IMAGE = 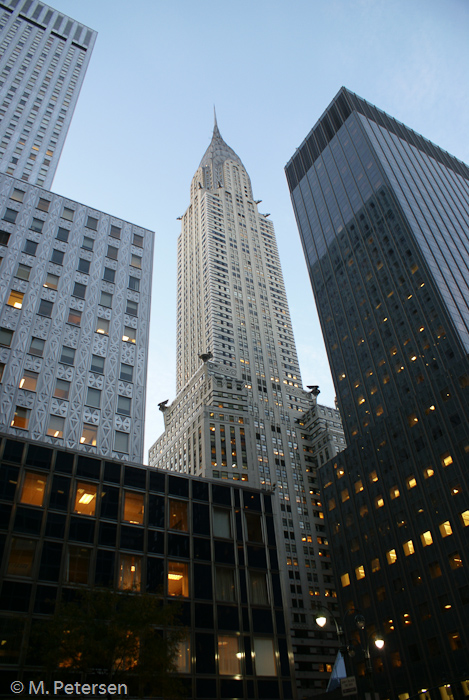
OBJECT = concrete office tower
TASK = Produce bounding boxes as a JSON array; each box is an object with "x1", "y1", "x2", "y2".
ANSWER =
[
  {"x1": 0, "y1": 174, "x2": 154, "y2": 462},
  {"x1": 286, "y1": 88, "x2": 469, "y2": 699},
  {"x1": 149, "y1": 118, "x2": 346, "y2": 696},
  {"x1": 0, "y1": 0, "x2": 96, "y2": 188}
]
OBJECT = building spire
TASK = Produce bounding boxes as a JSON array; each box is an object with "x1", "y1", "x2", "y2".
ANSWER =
[{"x1": 198, "y1": 110, "x2": 245, "y2": 176}]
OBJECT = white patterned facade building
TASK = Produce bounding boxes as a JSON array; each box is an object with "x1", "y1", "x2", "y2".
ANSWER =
[
  {"x1": 0, "y1": 175, "x2": 154, "y2": 461},
  {"x1": 0, "y1": 0, "x2": 96, "y2": 188},
  {"x1": 148, "y1": 120, "x2": 346, "y2": 695}
]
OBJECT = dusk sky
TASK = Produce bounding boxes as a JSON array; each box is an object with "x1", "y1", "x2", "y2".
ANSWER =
[{"x1": 47, "y1": 0, "x2": 469, "y2": 460}]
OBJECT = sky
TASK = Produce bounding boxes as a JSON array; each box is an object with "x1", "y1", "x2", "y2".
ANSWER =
[{"x1": 47, "y1": 0, "x2": 469, "y2": 461}]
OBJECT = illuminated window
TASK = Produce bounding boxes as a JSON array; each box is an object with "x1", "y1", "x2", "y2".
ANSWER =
[
  {"x1": 441, "y1": 452, "x2": 453, "y2": 467},
  {"x1": 119, "y1": 554, "x2": 141, "y2": 591},
  {"x1": 369, "y1": 470, "x2": 378, "y2": 483},
  {"x1": 175, "y1": 636, "x2": 191, "y2": 673},
  {"x1": 216, "y1": 567, "x2": 236, "y2": 602},
  {"x1": 423, "y1": 467, "x2": 434, "y2": 479},
  {"x1": 74, "y1": 483, "x2": 97, "y2": 515},
  {"x1": 403, "y1": 540, "x2": 415, "y2": 556},
  {"x1": 448, "y1": 552, "x2": 463, "y2": 570},
  {"x1": 383, "y1": 619, "x2": 394, "y2": 633},
  {"x1": 358, "y1": 395, "x2": 366, "y2": 405},
  {"x1": 371, "y1": 558, "x2": 380, "y2": 573},
  {"x1": 460, "y1": 510, "x2": 469, "y2": 527},
  {"x1": 168, "y1": 561, "x2": 189, "y2": 597},
  {"x1": 448, "y1": 631, "x2": 463, "y2": 651},
  {"x1": 354, "y1": 480, "x2": 364, "y2": 493},
  {"x1": 253, "y1": 638, "x2": 277, "y2": 676},
  {"x1": 250, "y1": 570, "x2": 268, "y2": 605},
  {"x1": 341, "y1": 573, "x2": 350, "y2": 587},
  {"x1": 401, "y1": 612, "x2": 412, "y2": 626},
  {"x1": 7, "y1": 290, "x2": 24, "y2": 309},
  {"x1": 439, "y1": 521, "x2": 452, "y2": 538},
  {"x1": 218, "y1": 636, "x2": 240, "y2": 675},
  {"x1": 19, "y1": 370, "x2": 38, "y2": 391},
  {"x1": 408, "y1": 413, "x2": 419, "y2": 427},
  {"x1": 122, "y1": 326, "x2": 136, "y2": 343},
  {"x1": 375, "y1": 496, "x2": 384, "y2": 509},
  {"x1": 355, "y1": 565, "x2": 365, "y2": 580},
  {"x1": 20, "y1": 472, "x2": 46, "y2": 506},
  {"x1": 359, "y1": 505, "x2": 368, "y2": 518},
  {"x1": 124, "y1": 492, "x2": 144, "y2": 524},
  {"x1": 386, "y1": 549, "x2": 397, "y2": 565},
  {"x1": 376, "y1": 405, "x2": 384, "y2": 416},
  {"x1": 44, "y1": 273, "x2": 59, "y2": 290},
  {"x1": 421, "y1": 531, "x2": 433, "y2": 547},
  {"x1": 80, "y1": 424, "x2": 97, "y2": 446},
  {"x1": 11, "y1": 407, "x2": 30, "y2": 429},
  {"x1": 47, "y1": 415, "x2": 64, "y2": 438},
  {"x1": 96, "y1": 317, "x2": 109, "y2": 335},
  {"x1": 328, "y1": 498, "x2": 336, "y2": 511},
  {"x1": 390, "y1": 486, "x2": 400, "y2": 499},
  {"x1": 169, "y1": 499, "x2": 188, "y2": 531},
  {"x1": 341, "y1": 488, "x2": 350, "y2": 502},
  {"x1": 406, "y1": 476, "x2": 417, "y2": 490}
]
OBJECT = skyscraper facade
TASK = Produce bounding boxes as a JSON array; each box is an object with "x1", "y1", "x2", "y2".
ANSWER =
[
  {"x1": 149, "y1": 119, "x2": 346, "y2": 695},
  {"x1": 286, "y1": 88, "x2": 469, "y2": 699},
  {"x1": 0, "y1": 0, "x2": 96, "y2": 189}
]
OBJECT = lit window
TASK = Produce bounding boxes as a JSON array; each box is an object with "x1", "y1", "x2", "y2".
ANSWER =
[
  {"x1": 250, "y1": 571, "x2": 268, "y2": 605},
  {"x1": 341, "y1": 488, "x2": 350, "y2": 502},
  {"x1": 122, "y1": 326, "x2": 136, "y2": 343},
  {"x1": 459, "y1": 510, "x2": 469, "y2": 527},
  {"x1": 341, "y1": 573, "x2": 350, "y2": 587},
  {"x1": 386, "y1": 549, "x2": 397, "y2": 565},
  {"x1": 375, "y1": 496, "x2": 385, "y2": 509},
  {"x1": 96, "y1": 318, "x2": 109, "y2": 335},
  {"x1": 19, "y1": 370, "x2": 38, "y2": 391},
  {"x1": 439, "y1": 521, "x2": 452, "y2": 538},
  {"x1": 7, "y1": 290, "x2": 24, "y2": 309},
  {"x1": 371, "y1": 558, "x2": 380, "y2": 572},
  {"x1": 80, "y1": 424, "x2": 97, "y2": 446},
  {"x1": 328, "y1": 498, "x2": 336, "y2": 511},
  {"x1": 401, "y1": 612, "x2": 412, "y2": 626},
  {"x1": 169, "y1": 500, "x2": 188, "y2": 531},
  {"x1": 354, "y1": 480, "x2": 363, "y2": 493},
  {"x1": 20, "y1": 472, "x2": 46, "y2": 506},
  {"x1": 369, "y1": 470, "x2": 378, "y2": 483},
  {"x1": 119, "y1": 554, "x2": 141, "y2": 591},
  {"x1": 175, "y1": 637, "x2": 191, "y2": 673},
  {"x1": 218, "y1": 636, "x2": 240, "y2": 675},
  {"x1": 124, "y1": 492, "x2": 144, "y2": 524},
  {"x1": 74, "y1": 483, "x2": 97, "y2": 515},
  {"x1": 403, "y1": 540, "x2": 415, "y2": 556},
  {"x1": 11, "y1": 406, "x2": 30, "y2": 429},
  {"x1": 359, "y1": 505, "x2": 368, "y2": 517},
  {"x1": 216, "y1": 567, "x2": 236, "y2": 602},
  {"x1": 253, "y1": 637, "x2": 277, "y2": 676},
  {"x1": 423, "y1": 467, "x2": 434, "y2": 479},
  {"x1": 440, "y1": 452, "x2": 453, "y2": 467},
  {"x1": 47, "y1": 415, "x2": 64, "y2": 438},
  {"x1": 168, "y1": 561, "x2": 189, "y2": 597},
  {"x1": 355, "y1": 565, "x2": 365, "y2": 580},
  {"x1": 390, "y1": 486, "x2": 400, "y2": 499},
  {"x1": 376, "y1": 405, "x2": 384, "y2": 416},
  {"x1": 448, "y1": 552, "x2": 463, "y2": 570},
  {"x1": 408, "y1": 413, "x2": 419, "y2": 427},
  {"x1": 448, "y1": 631, "x2": 463, "y2": 651},
  {"x1": 420, "y1": 531, "x2": 433, "y2": 547},
  {"x1": 406, "y1": 476, "x2": 417, "y2": 490}
]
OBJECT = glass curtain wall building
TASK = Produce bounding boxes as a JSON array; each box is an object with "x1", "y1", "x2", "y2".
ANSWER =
[{"x1": 286, "y1": 88, "x2": 469, "y2": 699}]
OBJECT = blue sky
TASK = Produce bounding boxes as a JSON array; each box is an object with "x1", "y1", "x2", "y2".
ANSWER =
[{"x1": 48, "y1": 0, "x2": 469, "y2": 460}]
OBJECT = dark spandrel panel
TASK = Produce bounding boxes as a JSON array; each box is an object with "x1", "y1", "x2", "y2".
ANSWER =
[
  {"x1": 239, "y1": 568, "x2": 247, "y2": 604},
  {"x1": 76, "y1": 456, "x2": 101, "y2": 480},
  {"x1": 269, "y1": 548, "x2": 279, "y2": 570},
  {"x1": 272, "y1": 576, "x2": 283, "y2": 607},
  {"x1": 98, "y1": 522, "x2": 117, "y2": 547},
  {"x1": 214, "y1": 540, "x2": 235, "y2": 564},
  {"x1": 68, "y1": 517, "x2": 94, "y2": 543},
  {"x1": 265, "y1": 516, "x2": 276, "y2": 546},
  {"x1": 193, "y1": 563, "x2": 213, "y2": 600},
  {"x1": 237, "y1": 543, "x2": 244, "y2": 566},
  {"x1": 145, "y1": 557, "x2": 164, "y2": 593},
  {"x1": 263, "y1": 494, "x2": 272, "y2": 514},
  {"x1": 49, "y1": 475, "x2": 70, "y2": 511},
  {"x1": 124, "y1": 466, "x2": 146, "y2": 490},
  {"x1": 14, "y1": 506, "x2": 43, "y2": 534},
  {"x1": 193, "y1": 537, "x2": 211, "y2": 561},
  {"x1": 242, "y1": 606, "x2": 250, "y2": 632},
  {"x1": 100, "y1": 485, "x2": 119, "y2": 520},
  {"x1": 233, "y1": 488, "x2": 240, "y2": 507},
  {"x1": 247, "y1": 546, "x2": 266, "y2": 569},
  {"x1": 167, "y1": 533, "x2": 189, "y2": 558},
  {"x1": 278, "y1": 638, "x2": 290, "y2": 676},
  {"x1": 194, "y1": 602, "x2": 213, "y2": 629},
  {"x1": 120, "y1": 526, "x2": 144, "y2": 551},
  {"x1": 0, "y1": 581, "x2": 31, "y2": 611},
  {"x1": 235, "y1": 510, "x2": 243, "y2": 540},
  {"x1": 258, "y1": 681, "x2": 280, "y2": 699},
  {"x1": 283, "y1": 680, "x2": 294, "y2": 698},
  {"x1": 25, "y1": 444, "x2": 52, "y2": 470},
  {"x1": 2, "y1": 439, "x2": 24, "y2": 464},
  {"x1": 175, "y1": 601, "x2": 191, "y2": 626},
  {"x1": 217, "y1": 604, "x2": 239, "y2": 631},
  {"x1": 196, "y1": 678, "x2": 216, "y2": 699},
  {"x1": 195, "y1": 634, "x2": 215, "y2": 674},
  {"x1": 192, "y1": 502, "x2": 210, "y2": 535},
  {"x1": 148, "y1": 494, "x2": 165, "y2": 528},
  {"x1": 0, "y1": 466, "x2": 19, "y2": 499},
  {"x1": 34, "y1": 585, "x2": 57, "y2": 614},
  {"x1": 168, "y1": 474, "x2": 189, "y2": 497},
  {"x1": 147, "y1": 529, "x2": 164, "y2": 554},
  {"x1": 95, "y1": 550, "x2": 114, "y2": 587},
  {"x1": 39, "y1": 541, "x2": 62, "y2": 581},
  {"x1": 192, "y1": 479, "x2": 208, "y2": 501},
  {"x1": 149, "y1": 470, "x2": 165, "y2": 493},
  {"x1": 55, "y1": 451, "x2": 74, "y2": 474},
  {"x1": 243, "y1": 491, "x2": 261, "y2": 511},
  {"x1": 104, "y1": 461, "x2": 121, "y2": 484},
  {"x1": 211, "y1": 483, "x2": 231, "y2": 505},
  {"x1": 252, "y1": 608, "x2": 273, "y2": 633},
  {"x1": 0, "y1": 504, "x2": 11, "y2": 530},
  {"x1": 220, "y1": 680, "x2": 243, "y2": 698}
]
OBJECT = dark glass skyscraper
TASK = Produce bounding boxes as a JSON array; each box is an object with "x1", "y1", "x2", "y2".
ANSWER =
[{"x1": 286, "y1": 88, "x2": 469, "y2": 699}]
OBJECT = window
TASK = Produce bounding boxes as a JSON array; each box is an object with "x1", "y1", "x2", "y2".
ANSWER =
[
  {"x1": 124, "y1": 492, "x2": 144, "y2": 524},
  {"x1": 245, "y1": 512, "x2": 263, "y2": 542},
  {"x1": 216, "y1": 567, "x2": 236, "y2": 602},
  {"x1": 250, "y1": 570, "x2": 268, "y2": 604},
  {"x1": 11, "y1": 189, "x2": 25, "y2": 203},
  {"x1": 448, "y1": 552, "x2": 463, "y2": 570},
  {"x1": 341, "y1": 488, "x2": 350, "y2": 502},
  {"x1": 390, "y1": 486, "x2": 400, "y2": 499},
  {"x1": 21, "y1": 472, "x2": 46, "y2": 506},
  {"x1": 119, "y1": 554, "x2": 141, "y2": 591},
  {"x1": 103, "y1": 267, "x2": 115, "y2": 283},
  {"x1": 67, "y1": 546, "x2": 90, "y2": 584},
  {"x1": 407, "y1": 476, "x2": 417, "y2": 489},
  {"x1": 29, "y1": 337, "x2": 44, "y2": 356},
  {"x1": 86, "y1": 387, "x2": 101, "y2": 408},
  {"x1": 62, "y1": 207, "x2": 74, "y2": 221},
  {"x1": 100, "y1": 291, "x2": 113, "y2": 308},
  {"x1": 441, "y1": 452, "x2": 453, "y2": 467},
  {"x1": 341, "y1": 573, "x2": 350, "y2": 587},
  {"x1": 60, "y1": 346, "x2": 75, "y2": 365},
  {"x1": 218, "y1": 636, "x2": 240, "y2": 675},
  {"x1": 386, "y1": 549, "x2": 397, "y2": 565},
  {"x1": 77, "y1": 258, "x2": 90, "y2": 274},
  {"x1": 110, "y1": 224, "x2": 121, "y2": 239},
  {"x1": 50, "y1": 248, "x2": 64, "y2": 265},
  {"x1": 122, "y1": 326, "x2": 136, "y2": 343},
  {"x1": 80, "y1": 424, "x2": 97, "y2": 446},
  {"x1": 117, "y1": 396, "x2": 131, "y2": 416},
  {"x1": 3, "y1": 208, "x2": 18, "y2": 223},
  {"x1": 107, "y1": 245, "x2": 118, "y2": 260},
  {"x1": 130, "y1": 254, "x2": 141, "y2": 269},
  {"x1": 460, "y1": 510, "x2": 469, "y2": 527},
  {"x1": 30, "y1": 218, "x2": 43, "y2": 233},
  {"x1": 355, "y1": 565, "x2": 365, "y2": 580},
  {"x1": 253, "y1": 638, "x2": 276, "y2": 676},
  {"x1": 369, "y1": 470, "x2": 378, "y2": 483},
  {"x1": 375, "y1": 496, "x2": 385, "y2": 509},
  {"x1": 168, "y1": 561, "x2": 188, "y2": 597},
  {"x1": 38, "y1": 299, "x2": 53, "y2": 317},
  {"x1": 439, "y1": 521, "x2": 453, "y2": 538},
  {"x1": 8, "y1": 537, "x2": 36, "y2": 576},
  {"x1": 47, "y1": 415, "x2": 65, "y2": 438},
  {"x1": 213, "y1": 508, "x2": 231, "y2": 538},
  {"x1": 7, "y1": 290, "x2": 24, "y2": 309},
  {"x1": 448, "y1": 631, "x2": 463, "y2": 651},
  {"x1": 86, "y1": 216, "x2": 98, "y2": 230},
  {"x1": 0, "y1": 230, "x2": 10, "y2": 246},
  {"x1": 67, "y1": 308, "x2": 81, "y2": 326},
  {"x1": 19, "y1": 370, "x2": 38, "y2": 391},
  {"x1": 91, "y1": 355, "x2": 105, "y2": 374},
  {"x1": 129, "y1": 276, "x2": 140, "y2": 291},
  {"x1": 82, "y1": 236, "x2": 94, "y2": 251},
  {"x1": 114, "y1": 431, "x2": 129, "y2": 453},
  {"x1": 24, "y1": 239, "x2": 38, "y2": 255},
  {"x1": 41, "y1": 271, "x2": 59, "y2": 292},
  {"x1": 133, "y1": 233, "x2": 143, "y2": 247},
  {"x1": 420, "y1": 531, "x2": 433, "y2": 547},
  {"x1": 1, "y1": 328, "x2": 14, "y2": 347},
  {"x1": 169, "y1": 500, "x2": 188, "y2": 531},
  {"x1": 73, "y1": 282, "x2": 86, "y2": 299},
  {"x1": 11, "y1": 406, "x2": 30, "y2": 429},
  {"x1": 16, "y1": 263, "x2": 31, "y2": 280},
  {"x1": 74, "y1": 483, "x2": 97, "y2": 515},
  {"x1": 96, "y1": 318, "x2": 109, "y2": 335},
  {"x1": 56, "y1": 226, "x2": 69, "y2": 242},
  {"x1": 126, "y1": 299, "x2": 138, "y2": 316},
  {"x1": 120, "y1": 363, "x2": 133, "y2": 382},
  {"x1": 175, "y1": 637, "x2": 190, "y2": 673},
  {"x1": 54, "y1": 379, "x2": 70, "y2": 400},
  {"x1": 371, "y1": 558, "x2": 380, "y2": 572},
  {"x1": 429, "y1": 561, "x2": 442, "y2": 579},
  {"x1": 403, "y1": 540, "x2": 415, "y2": 556},
  {"x1": 0, "y1": 362, "x2": 4, "y2": 382}
]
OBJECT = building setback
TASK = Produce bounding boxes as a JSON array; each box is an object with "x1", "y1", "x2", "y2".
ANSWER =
[
  {"x1": 286, "y1": 87, "x2": 469, "y2": 699},
  {"x1": 149, "y1": 118, "x2": 347, "y2": 696},
  {"x1": 0, "y1": 0, "x2": 96, "y2": 189}
]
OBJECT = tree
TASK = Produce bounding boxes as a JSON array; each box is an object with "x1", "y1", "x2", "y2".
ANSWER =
[{"x1": 36, "y1": 588, "x2": 185, "y2": 699}]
